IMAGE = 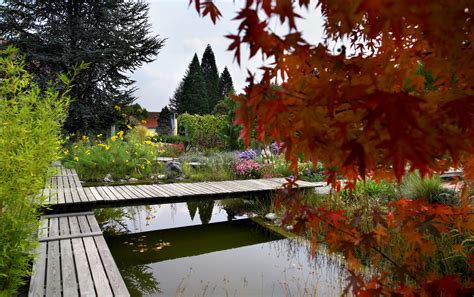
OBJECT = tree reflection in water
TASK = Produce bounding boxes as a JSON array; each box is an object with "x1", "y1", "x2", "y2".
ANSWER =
[
  {"x1": 186, "y1": 199, "x2": 215, "y2": 224},
  {"x1": 119, "y1": 263, "x2": 161, "y2": 297}
]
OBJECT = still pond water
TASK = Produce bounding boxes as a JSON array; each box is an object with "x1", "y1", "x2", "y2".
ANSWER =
[{"x1": 96, "y1": 200, "x2": 346, "y2": 296}]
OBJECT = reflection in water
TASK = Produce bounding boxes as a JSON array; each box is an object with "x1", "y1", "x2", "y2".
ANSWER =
[
  {"x1": 187, "y1": 200, "x2": 215, "y2": 224},
  {"x1": 120, "y1": 263, "x2": 161, "y2": 297}
]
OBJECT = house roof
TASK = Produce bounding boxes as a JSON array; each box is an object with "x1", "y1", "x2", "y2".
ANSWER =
[{"x1": 144, "y1": 112, "x2": 160, "y2": 129}]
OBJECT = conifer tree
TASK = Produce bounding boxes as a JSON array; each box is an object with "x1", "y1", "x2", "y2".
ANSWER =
[
  {"x1": 0, "y1": 0, "x2": 164, "y2": 134},
  {"x1": 156, "y1": 106, "x2": 172, "y2": 135},
  {"x1": 201, "y1": 44, "x2": 220, "y2": 112},
  {"x1": 219, "y1": 67, "x2": 234, "y2": 99},
  {"x1": 180, "y1": 54, "x2": 208, "y2": 114}
]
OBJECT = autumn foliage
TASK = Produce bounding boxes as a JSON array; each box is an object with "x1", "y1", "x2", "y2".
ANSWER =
[{"x1": 191, "y1": 0, "x2": 474, "y2": 295}]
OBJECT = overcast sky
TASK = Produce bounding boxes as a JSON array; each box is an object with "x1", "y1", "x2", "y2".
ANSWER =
[{"x1": 131, "y1": 0, "x2": 325, "y2": 112}]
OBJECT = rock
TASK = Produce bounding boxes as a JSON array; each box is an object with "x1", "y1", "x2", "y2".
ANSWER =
[
  {"x1": 128, "y1": 177, "x2": 138, "y2": 182},
  {"x1": 265, "y1": 213, "x2": 278, "y2": 221},
  {"x1": 119, "y1": 179, "x2": 127, "y2": 183},
  {"x1": 104, "y1": 173, "x2": 113, "y2": 183},
  {"x1": 274, "y1": 219, "x2": 282, "y2": 226},
  {"x1": 285, "y1": 225, "x2": 294, "y2": 231},
  {"x1": 157, "y1": 174, "x2": 166, "y2": 180},
  {"x1": 165, "y1": 161, "x2": 182, "y2": 179}
]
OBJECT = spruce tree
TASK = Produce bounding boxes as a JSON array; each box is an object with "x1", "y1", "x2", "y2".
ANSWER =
[
  {"x1": 219, "y1": 67, "x2": 235, "y2": 99},
  {"x1": 201, "y1": 44, "x2": 220, "y2": 112},
  {"x1": 169, "y1": 80, "x2": 184, "y2": 113},
  {"x1": 0, "y1": 0, "x2": 164, "y2": 134},
  {"x1": 180, "y1": 54, "x2": 208, "y2": 114},
  {"x1": 156, "y1": 106, "x2": 172, "y2": 135}
]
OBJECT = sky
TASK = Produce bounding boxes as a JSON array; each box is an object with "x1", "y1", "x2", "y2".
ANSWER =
[{"x1": 131, "y1": 0, "x2": 325, "y2": 112}]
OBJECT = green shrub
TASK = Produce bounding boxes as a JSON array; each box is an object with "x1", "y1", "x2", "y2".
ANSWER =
[
  {"x1": 63, "y1": 129, "x2": 163, "y2": 182},
  {"x1": 0, "y1": 47, "x2": 73, "y2": 294},
  {"x1": 178, "y1": 113, "x2": 226, "y2": 150},
  {"x1": 401, "y1": 172, "x2": 458, "y2": 204}
]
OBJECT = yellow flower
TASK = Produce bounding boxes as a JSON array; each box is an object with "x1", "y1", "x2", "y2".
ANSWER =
[
  {"x1": 146, "y1": 160, "x2": 151, "y2": 165},
  {"x1": 63, "y1": 149, "x2": 69, "y2": 156},
  {"x1": 127, "y1": 125, "x2": 133, "y2": 130},
  {"x1": 74, "y1": 156, "x2": 79, "y2": 162},
  {"x1": 105, "y1": 145, "x2": 111, "y2": 150},
  {"x1": 114, "y1": 105, "x2": 121, "y2": 111},
  {"x1": 82, "y1": 135, "x2": 89, "y2": 142},
  {"x1": 97, "y1": 134, "x2": 103, "y2": 138},
  {"x1": 144, "y1": 140, "x2": 152, "y2": 145},
  {"x1": 85, "y1": 150, "x2": 91, "y2": 155},
  {"x1": 111, "y1": 135, "x2": 118, "y2": 142},
  {"x1": 117, "y1": 131, "x2": 124, "y2": 139}
]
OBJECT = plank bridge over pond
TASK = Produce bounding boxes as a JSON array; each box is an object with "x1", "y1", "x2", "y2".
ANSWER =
[
  {"x1": 30, "y1": 165, "x2": 322, "y2": 296},
  {"x1": 42, "y1": 165, "x2": 324, "y2": 213}
]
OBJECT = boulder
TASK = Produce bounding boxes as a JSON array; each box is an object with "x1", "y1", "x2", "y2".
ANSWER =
[
  {"x1": 104, "y1": 173, "x2": 113, "y2": 183},
  {"x1": 165, "y1": 161, "x2": 182, "y2": 179}
]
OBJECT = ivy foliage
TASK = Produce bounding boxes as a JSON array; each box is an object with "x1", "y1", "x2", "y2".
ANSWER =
[{"x1": 0, "y1": 46, "x2": 76, "y2": 295}]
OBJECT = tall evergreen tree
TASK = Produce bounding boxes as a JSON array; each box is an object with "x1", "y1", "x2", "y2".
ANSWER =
[
  {"x1": 219, "y1": 67, "x2": 235, "y2": 99},
  {"x1": 156, "y1": 106, "x2": 172, "y2": 135},
  {"x1": 201, "y1": 44, "x2": 220, "y2": 112},
  {"x1": 180, "y1": 54, "x2": 208, "y2": 114},
  {"x1": 0, "y1": 0, "x2": 164, "y2": 134},
  {"x1": 169, "y1": 80, "x2": 184, "y2": 113}
]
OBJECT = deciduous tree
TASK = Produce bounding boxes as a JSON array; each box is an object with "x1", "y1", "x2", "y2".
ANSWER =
[{"x1": 191, "y1": 0, "x2": 474, "y2": 295}]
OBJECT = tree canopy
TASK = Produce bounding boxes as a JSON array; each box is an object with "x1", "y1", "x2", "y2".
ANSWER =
[
  {"x1": 201, "y1": 45, "x2": 220, "y2": 111},
  {"x1": 191, "y1": 0, "x2": 474, "y2": 295},
  {"x1": 219, "y1": 66, "x2": 235, "y2": 99},
  {"x1": 0, "y1": 0, "x2": 164, "y2": 134}
]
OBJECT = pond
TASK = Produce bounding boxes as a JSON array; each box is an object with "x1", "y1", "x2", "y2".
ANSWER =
[{"x1": 97, "y1": 200, "x2": 346, "y2": 296}]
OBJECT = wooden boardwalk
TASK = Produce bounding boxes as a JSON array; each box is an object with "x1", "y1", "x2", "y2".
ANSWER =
[
  {"x1": 42, "y1": 167, "x2": 323, "y2": 212},
  {"x1": 29, "y1": 212, "x2": 129, "y2": 297}
]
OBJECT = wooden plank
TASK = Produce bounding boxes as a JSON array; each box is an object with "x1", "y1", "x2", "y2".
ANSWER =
[
  {"x1": 69, "y1": 216, "x2": 95, "y2": 296},
  {"x1": 45, "y1": 218, "x2": 61, "y2": 296},
  {"x1": 40, "y1": 232, "x2": 103, "y2": 242},
  {"x1": 116, "y1": 186, "x2": 139, "y2": 199},
  {"x1": 200, "y1": 182, "x2": 229, "y2": 193},
  {"x1": 126, "y1": 185, "x2": 151, "y2": 198},
  {"x1": 61, "y1": 174, "x2": 74, "y2": 204},
  {"x1": 101, "y1": 186, "x2": 122, "y2": 200},
  {"x1": 159, "y1": 184, "x2": 185, "y2": 197},
  {"x1": 42, "y1": 211, "x2": 94, "y2": 219},
  {"x1": 179, "y1": 183, "x2": 211, "y2": 195},
  {"x1": 28, "y1": 218, "x2": 49, "y2": 297},
  {"x1": 148, "y1": 185, "x2": 171, "y2": 197},
  {"x1": 165, "y1": 183, "x2": 193, "y2": 196},
  {"x1": 86, "y1": 215, "x2": 101, "y2": 233},
  {"x1": 77, "y1": 218, "x2": 113, "y2": 296},
  {"x1": 96, "y1": 186, "x2": 112, "y2": 201},
  {"x1": 83, "y1": 187, "x2": 97, "y2": 202},
  {"x1": 94, "y1": 236, "x2": 130, "y2": 296},
  {"x1": 105, "y1": 186, "x2": 127, "y2": 200},
  {"x1": 59, "y1": 217, "x2": 78, "y2": 297},
  {"x1": 89, "y1": 187, "x2": 105, "y2": 201},
  {"x1": 141, "y1": 185, "x2": 167, "y2": 197},
  {"x1": 134, "y1": 185, "x2": 157, "y2": 197}
]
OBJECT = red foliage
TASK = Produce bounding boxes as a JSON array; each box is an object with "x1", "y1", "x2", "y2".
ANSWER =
[{"x1": 190, "y1": 0, "x2": 474, "y2": 294}]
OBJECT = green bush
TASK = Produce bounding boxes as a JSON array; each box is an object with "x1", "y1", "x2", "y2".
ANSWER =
[
  {"x1": 401, "y1": 172, "x2": 458, "y2": 204},
  {"x1": 0, "y1": 47, "x2": 72, "y2": 294},
  {"x1": 178, "y1": 113, "x2": 226, "y2": 150},
  {"x1": 63, "y1": 129, "x2": 163, "y2": 182}
]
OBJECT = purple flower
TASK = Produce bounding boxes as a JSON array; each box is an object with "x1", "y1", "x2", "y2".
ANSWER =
[
  {"x1": 237, "y1": 149, "x2": 257, "y2": 160},
  {"x1": 270, "y1": 142, "x2": 283, "y2": 155}
]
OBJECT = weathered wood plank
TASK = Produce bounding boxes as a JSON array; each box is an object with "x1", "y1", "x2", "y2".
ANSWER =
[
  {"x1": 83, "y1": 236, "x2": 114, "y2": 296},
  {"x1": 96, "y1": 186, "x2": 112, "y2": 201},
  {"x1": 94, "y1": 236, "x2": 130, "y2": 297},
  {"x1": 148, "y1": 185, "x2": 172, "y2": 197},
  {"x1": 134, "y1": 185, "x2": 156, "y2": 197},
  {"x1": 101, "y1": 186, "x2": 121, "y2": 200},
  {"x1": 89, "y1": 187, "x2": 105, "y2": 201},
  {"x1": 59, "y1": 217, "x2": 78, "y2": 297},
  {"x1": 116, "y1": 186, "x2": 139, "y2": 199},
  {"x1": 105, "y1": 186, "x2": 127, "y2": 200},
  {"x1": 28, "y1": 218, "x2": 49, "y2": 297},
  {"x1": 45, "y1": 218, "x2": 61, "y2": 296},
  {"x1": 126, "y1": 185, "x2": 151, "y2": 198},
  {"x1": 69, "y1": 216, "x2": 95, "y2": 296}
]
